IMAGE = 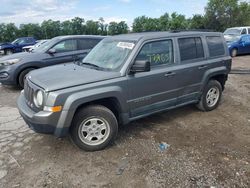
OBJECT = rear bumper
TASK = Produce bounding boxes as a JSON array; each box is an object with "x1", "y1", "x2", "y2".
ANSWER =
[{"x1": 17, "y1": 92, "x2": 68, "y2": 137}]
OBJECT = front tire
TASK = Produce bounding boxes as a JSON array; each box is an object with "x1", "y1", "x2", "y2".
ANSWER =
[
  {"x1": 70, "y1": 105, "x2": 118, "y2": 151},
  {"x1": 5, "y1": 49, "x2": 13, "y2": 55},
  {"x1": 196, "y1": 80, "x2": 222, "y2": 111},
  {"x1": 18, "y1": 68, "x2": 35, "y2": 88}
]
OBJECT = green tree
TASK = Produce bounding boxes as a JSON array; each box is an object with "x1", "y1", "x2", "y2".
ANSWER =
[
  {"x1": 41, "y1": 19, "x2": 61, "y2": 39},
  {"x1": 85, "y1": 20, "x2": 99, "y2": 35},
  {"x1": 204, "y1": 0, "x2": 239, "y2": 31},
  {"x1": 108, "y1": 21, "x2": 128, "y2": 35},
  {"x1": 169, "y1": 12, "x2": 188, "y2": 30},
  {"x1": 189, "y1": 14, "x2": 206, "y2": 30}
]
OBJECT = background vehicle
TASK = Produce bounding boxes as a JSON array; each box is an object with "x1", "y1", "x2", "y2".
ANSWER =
[
  {"x1": 0, "y1": 37, "x2": 36, "y2": 55},
  {"x1": 17, "y1": 31, "x2": 232, "y2": 151},
  {"x1": 224, "y1": 27, "x2": 250, "y2": 42},
  {"x1": 0, "y1": 35, "x2": 104, "y2": 88},
  {"x1": 22, "y1": 40, "x2": 48, "y2": 52},
  {"x1": 227, "y1": 34, "x2": 250, "y2": 57}
]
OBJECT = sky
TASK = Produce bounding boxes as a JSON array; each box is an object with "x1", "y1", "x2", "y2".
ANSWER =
[{"x1": 0, "y1": 0, "x2": 208, "y2": 26}]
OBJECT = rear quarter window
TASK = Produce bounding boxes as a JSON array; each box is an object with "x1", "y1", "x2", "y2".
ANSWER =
[{"x1": 206, "y1": 36, "x2": 225, "y2": 57}]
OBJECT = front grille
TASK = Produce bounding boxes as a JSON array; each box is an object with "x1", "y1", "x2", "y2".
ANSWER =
[
  {"x1": 24, "y1": 80, "x2": 34, "y2": 107},
  {"x1": 23, "y1": 79, "x2": 44, "y2": 112}
]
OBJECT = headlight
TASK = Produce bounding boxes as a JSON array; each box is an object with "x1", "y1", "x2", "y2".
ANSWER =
[
  {"x1": 0, "y1": 58, "x2": 21, "y2": 66},
  {"x1": 34, "y1": 90, "x2": 44, "y2": 107}
]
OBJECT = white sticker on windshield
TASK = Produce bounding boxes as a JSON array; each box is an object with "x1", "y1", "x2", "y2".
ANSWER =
[{"x1": 117, "y1": 42, "x2": 135, "y2": 49}]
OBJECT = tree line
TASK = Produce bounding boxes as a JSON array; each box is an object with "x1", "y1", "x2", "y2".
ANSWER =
[{"x1": 0, "y1": 0, "x2": 249, "y2": 42}]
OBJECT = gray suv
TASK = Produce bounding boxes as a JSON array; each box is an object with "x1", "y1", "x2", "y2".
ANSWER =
[
  {"x1": 0, "y1": 35, "x2": 104, "y2": 88},
  {"x1": 17, "y1": 31, "x2": 232, "y2": 151}
]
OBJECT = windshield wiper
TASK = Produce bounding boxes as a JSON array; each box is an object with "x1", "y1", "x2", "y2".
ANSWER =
[{"x1": 80, "y1": 62, "x2": 101, "y2": 69}]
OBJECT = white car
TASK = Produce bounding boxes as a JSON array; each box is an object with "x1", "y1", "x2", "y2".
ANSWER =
[
  {"x1": 224, "y1": 27, "x2": 250, "y2": 41},
  {"x1": 22, "y1": 40, "x2": 48, "y2": 52}
]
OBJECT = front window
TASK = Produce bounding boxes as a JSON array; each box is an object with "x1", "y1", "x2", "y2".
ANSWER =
[
  {"x1": 82, "y1": 39, "x2": 135, "y2": 70},
  {"x1": 51, "y1": 39, "x2": 77, "y2": 53},
  {"x1": 224, "y1": 28, "x2": 241, "y2": 35}
]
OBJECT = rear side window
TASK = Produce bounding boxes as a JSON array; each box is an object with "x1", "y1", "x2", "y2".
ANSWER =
[
  {"x1": 178, "y1": 37, "x2": 204, "y2": 62},
  {"x1": 206, "y1": 36, "x2": 225, "y2": 57},
  {"x1": 248, "y1": 28, "x2": 250, "y2": 34},
  {"x1": 135, "y1": 40, "x2": 174, "y2": 67},
  {"x1": 78, "y1": 39, "x2": 101, "y2": 50}
]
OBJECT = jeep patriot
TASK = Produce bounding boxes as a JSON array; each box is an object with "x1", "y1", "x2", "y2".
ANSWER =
[{"x1": 17, "y1": 31, "x2": 232, "y2": 151}]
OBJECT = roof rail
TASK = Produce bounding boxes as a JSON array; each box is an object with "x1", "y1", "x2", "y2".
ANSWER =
[{"x1": 170, "y1": 29, "x2": 214, "y2": 33}]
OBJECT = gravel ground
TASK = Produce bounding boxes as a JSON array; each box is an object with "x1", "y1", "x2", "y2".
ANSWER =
[{"x1": 0, "y1": 56, "x2": 249, "y2": 188}]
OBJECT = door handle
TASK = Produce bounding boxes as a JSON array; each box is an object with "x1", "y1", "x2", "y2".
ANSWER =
[
  {"x1": 164, "y1": 72, "x2": 176, "y2": 77},
  {"x1": 198, "y1": 65, "x2": 208, "y2": 70}
]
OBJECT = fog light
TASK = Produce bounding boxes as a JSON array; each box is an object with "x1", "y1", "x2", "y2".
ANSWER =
[{"x1": 0, "y1": 72, "x2": 9, "y2": 78}]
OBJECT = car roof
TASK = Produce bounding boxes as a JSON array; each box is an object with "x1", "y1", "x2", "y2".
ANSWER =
[
  {"x1": 53, "y1": 35, "x2": 106, "y2": 40},
  {"x1": 110, "y1": 31, "x2": 222, "y2": 41},
  {"x1": 227, "y1": 27, "x2": 250, "y2": 29}
]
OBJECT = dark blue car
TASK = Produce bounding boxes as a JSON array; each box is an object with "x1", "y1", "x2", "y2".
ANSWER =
[
  {"x1": 0, "y1": 37, "x2": 36, "y2": 55},
  {"x1": 227, "y1": 35, "x2": 250, "y2": 57}
]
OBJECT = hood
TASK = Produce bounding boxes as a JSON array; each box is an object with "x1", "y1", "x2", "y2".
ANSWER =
[
  {"x1": 28, "y1": 63, "x2": 121, "y2": 91},
  {"x1": 0, "y1": 42, "x2": 12, "y2": 46},
  {"x1": 0, "y1": 51, "x2": 43, "y2": 62}
]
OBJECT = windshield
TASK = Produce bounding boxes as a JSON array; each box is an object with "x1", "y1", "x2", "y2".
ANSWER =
[
  {"x1": 82, "y1": 39, "x2": 135, "y2": 71},
  {"x1": 11, "y1": 38, "x2": 21, "y2": 44},
  {"x1": 33, "y1": 38, "x2": 57, "y2": 53},
  {"x1": 224, "y1": 28, "x2": 241, "y2": 35}
]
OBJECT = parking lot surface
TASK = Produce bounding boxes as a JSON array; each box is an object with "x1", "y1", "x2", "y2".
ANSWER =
[{"x1": 0, "y1": 56, "x2": 250, "y2": 188}]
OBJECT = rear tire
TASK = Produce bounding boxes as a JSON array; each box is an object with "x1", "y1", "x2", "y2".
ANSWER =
[
  {"x1": 196, "y1": 80, "x2": 222, "y2": 112},
  {"x1": 18, "y1": 68, "x2": 35, "y2": 88},
  {"x1": 231, "y1": 48, "x2": 238, "y2": 57},
  {"x1": 70, "y1": 105, "x2": 118, "y2": 151}
]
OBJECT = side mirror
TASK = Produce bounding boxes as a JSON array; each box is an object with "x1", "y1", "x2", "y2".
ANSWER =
[
  {"x1": 130, "y1": 60, "x2": 150, "y2": 73},
  {"x1": 48, "y1": 48, "x2": 56, "y2": 54}
]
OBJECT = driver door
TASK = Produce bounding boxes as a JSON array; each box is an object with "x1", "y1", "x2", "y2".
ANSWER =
[
  {"x1": 127, "y1": 39, "x2": 182, "y2": 118},
  {"x1": 43, "y1": 39, "x2": 77, "y2": 66}
]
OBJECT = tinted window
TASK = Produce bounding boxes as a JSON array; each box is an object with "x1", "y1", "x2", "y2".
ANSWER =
[
  {"x1": 241, "y1": 28, "x2": 247, "y2": 35},
  {"x1": 178, "y1": 37, "x2": 204, "y2": 61},
  {"x1": 206, "y1": 36, "x2": 225, "y2": 57},
  {"x1": 135, "y1": 40, "x2": 174, "y2": 66},
  {"x1": 78, "y1": 39, "x2": 101, "y2": 50},
  {"x1": 51, "y1": 39, "x2": 77, "y2": 53},
  {"x1": 248, "y1": 28, "x2": 250, "y2": 34}
]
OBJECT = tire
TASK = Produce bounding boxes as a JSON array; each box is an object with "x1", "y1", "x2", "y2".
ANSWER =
[
  {"x1": 70, "y1": 105, "x2": 118, "y2": 151},
  {"x1": 231, "y1": 48, "x2": 238, "y2": 57},
  {"x1": 5, "y1": 49, "x2": 13, "y2": 55},
  {"x1": 196, "y1": 80, "x2": 222, "y2": 112},
  {"x1": 18, "y1": 68, "x2": 35, "y2": 88}
]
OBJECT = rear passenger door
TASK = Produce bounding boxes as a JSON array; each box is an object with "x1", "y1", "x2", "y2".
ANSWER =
[
  {"x1": 176, "y1": 36, "x2": 207, "y2": 104},
  {"x1": 127, "y1": 39, "x2": 184, "y2": 117}
]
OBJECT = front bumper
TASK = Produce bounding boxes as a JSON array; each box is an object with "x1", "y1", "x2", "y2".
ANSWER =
[
  {"x1": 17, "y1": 92, "x2": 68, "y2": 137},
  {"x1": 0, "y1": 65, "x2": 16, "y2": 85}
]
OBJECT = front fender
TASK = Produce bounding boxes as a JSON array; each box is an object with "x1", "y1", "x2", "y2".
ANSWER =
[{"x1": 56, "y1": 86, "x2": 128, "y2": 131}]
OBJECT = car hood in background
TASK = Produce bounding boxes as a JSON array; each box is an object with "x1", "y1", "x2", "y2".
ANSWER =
[
  {"x1": 28, "y1": 63, "x2": 121, "y2": 92},
  {"x1": 0, "y1": 51, "x2": 44, "y2": 62}
]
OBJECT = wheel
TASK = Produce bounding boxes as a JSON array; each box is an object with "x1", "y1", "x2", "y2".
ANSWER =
[
  {"x1": 70, "y1": 105, "x2": 118, "y2": 151},
  {"x1": 5, "y1": 49, "x2": 13, "y2": 55},
  {"x1": 18, "y1": 68, "x2": 35, "y2": 88},
  {"x1": 196, "y1": 80, "x2": 222, "y2": 111},
  {"x1": 231, "y1": 48, "x2": 238, "y2": 57}
]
